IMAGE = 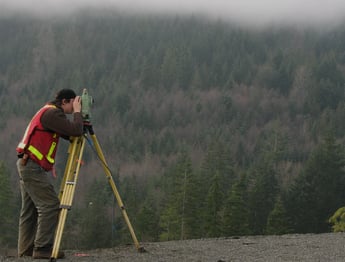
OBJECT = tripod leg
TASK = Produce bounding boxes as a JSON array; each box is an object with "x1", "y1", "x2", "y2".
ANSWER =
[
  {"x1": 51, "y1": 136, "x2": 86, "y2": 261},
  {"x1": 58, "y1": 140, "x2": 76, "y2": 200},
  {"x1": 90, "y1": 133, "x2": 145, "y2": 252}
]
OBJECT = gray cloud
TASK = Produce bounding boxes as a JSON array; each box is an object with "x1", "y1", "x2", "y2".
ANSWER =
[{"x1": 2, "y1": 0, "x2": 345, "y2": 27}]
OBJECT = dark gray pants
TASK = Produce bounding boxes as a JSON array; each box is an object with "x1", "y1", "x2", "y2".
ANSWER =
[{"x1": 16, "y1": 159, "x2": 60, "y2": 257}]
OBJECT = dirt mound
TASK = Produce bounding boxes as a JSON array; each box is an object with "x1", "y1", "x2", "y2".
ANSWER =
[{"x1": 2, "y1": 232, "x2": 345, "y2": 262}]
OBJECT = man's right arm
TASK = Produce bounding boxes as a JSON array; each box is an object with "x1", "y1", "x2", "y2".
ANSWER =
[{"x1": 41, "y1": 109, "x2": 83, "y2": 137}]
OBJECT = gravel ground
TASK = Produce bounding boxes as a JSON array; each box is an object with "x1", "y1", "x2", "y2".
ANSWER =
[{"x1": 2, "y1": 232, "x2": 345, "y2": 262}]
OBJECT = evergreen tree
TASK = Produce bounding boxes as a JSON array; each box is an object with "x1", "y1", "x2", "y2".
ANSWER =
[
  {"x1": 181, "y1": 168, "x2": 204, "y2": 239},
  {"x1": 160, "y1": 46, "x2": 179, "y2": 88},
  {"x1": 248, "y1": 158, "x2": 279, "y2": 235},
  {"x1": 159, "y1": 205, "x2": 181, "y2": 241},
  {"x1": 204, "y1": 171, "x2": 224, "y2": 237},
  {"x1": 120, "y1": 175, "x2": 141, "y2": 221},
  {"x1": 159, "y1": 151, "x2": 197, "y2": 240},
  {"x1": 223, "y1": 173, "x2": 250, "y2": 236},
  {"x1": 201, "y1": 140, "x2": 234, "y2": 186},
  {"x1": 266, "y1": 197, "x2": 291, "y2": 235},
  {"x1": 199, "y1": 140, "x2": 234, "y2": 236},
  {"x1": 136, "y1": 198, "x2": 159, "y2": 241},
  {"x1": 79, "y1": 179, "x2": 113, "y2": 249},
  {"x1": 0, "y1": 162, "x2": 17, "y2": 247},
  {"x1": 285, "y1": 131, "x2": 345, "y2": 233},
  {"x1": 62, "y1": 207, "x2": 84, "y2": 249}
]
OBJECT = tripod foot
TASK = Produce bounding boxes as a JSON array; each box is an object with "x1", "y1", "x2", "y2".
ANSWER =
[{"x1": 138, "y1": 246, "x2": 146, "y2": 253}]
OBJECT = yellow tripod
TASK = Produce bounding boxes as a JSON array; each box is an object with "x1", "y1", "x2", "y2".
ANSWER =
[{"x1": 50, "y1": 123, "x2": 144, "y2": 261}]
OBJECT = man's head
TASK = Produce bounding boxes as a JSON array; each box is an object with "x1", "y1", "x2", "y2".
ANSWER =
[
  {"x1": 55, "y1": 89, "x2": 76, "y2": 101},
  {"x1": 53, "y1": 89, "x2": 77, "y2": 113}
]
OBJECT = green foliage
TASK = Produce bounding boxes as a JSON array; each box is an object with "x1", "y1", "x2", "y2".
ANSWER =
[
  {"x1": 197, "y1": 140, "x2": 235, "y2": 235},
  {"x1": 115, "y1": 92, "x2": 131, "y2": 117},
  {"x1": 223, "y1": 173, "x2": 250, "y2": 236},
  {"x1": 78, "y1": 179, "x2": 113, "y2": 249},
  {"x1": 204, "y1": 171, "x2": 224, "y2": 237},
  {"x1": 266, "y1": 197, "x2": 292, "y2": 235},
  {"x1": 120, "y1": 175, "x2": 144, "y2": 219},
  {"x1": 159, "y1": 151, "x2": 198, "y2": 240},
  {"x1": 304, "y1": 54, "x2": 345, "y2": 114},
  {"x1": 285, "y1": 131, "x2": 345, "y2": 233},
  {"x1": 247, "y1": 158, "x2": 279, "y2": 235},
  {"x1": 200, "y1": 140, "x2": 234, "y2": 193},
  {"x1": 0, "y1": 162, "x2": 17, "y2": 247},
  {"x1": 136, "y1": 199, "x2": 159, "y2": 241},
  {"x1": 159, "y1": 205, "x2": 181, "y2": 241},
  {"x1": 329, "y1": 207, "x2": 345, "y2": 233}
]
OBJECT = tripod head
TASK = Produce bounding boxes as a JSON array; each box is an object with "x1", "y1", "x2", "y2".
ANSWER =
[{"x1": 81, "y1": 88, "x2": 93, "y2": 122}]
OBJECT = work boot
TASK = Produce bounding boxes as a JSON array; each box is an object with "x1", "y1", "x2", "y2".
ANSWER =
[
  {"x1": 33, "y1": 248, "x2": 65, "y2": 259},
  {"x1": 20, "y1": 250, "x2": 33, "y2": 257},
  {"x1": 18, "y1": 246, "x2": 34, "y2": 257}
]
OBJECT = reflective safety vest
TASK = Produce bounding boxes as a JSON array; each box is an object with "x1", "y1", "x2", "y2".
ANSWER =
[{"x1": 16, "y1": 104, "x2": 60, "y2": 171}]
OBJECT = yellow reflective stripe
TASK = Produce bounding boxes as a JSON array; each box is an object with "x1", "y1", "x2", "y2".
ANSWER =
[
  {"x1": 45, "y1": 104, "x2": 57, "y2": 109},
  {"x1": 46, "y1": 141, "x2": 56, "y2": 164},
  {"x1": 28, "y1": 145, "x2": 43, "y2": 160}
]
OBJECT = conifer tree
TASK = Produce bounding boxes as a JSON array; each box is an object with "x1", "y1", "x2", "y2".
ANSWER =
[
  {"x1": 285, "y1": 131, "x2": 345, "y2": 233},
  {"x1": 204, "y1": 171, "x2": 224, "y2": 237},
  {"x1": 266, "y1": 197, "x2": 291, "y2": 235},
  {"x1": 159, "y1": 151, "x2": 197, "y2": 240},
  {"x1": 248, "y1": 158, "x2": 279, "y2": 235},
  {"x1": 159, "y1": 205, "x2": 181, "y2": 241},
  {"x1": 223, "y1": 173, "x2": 250, "y2": 236},
  {"x1": 136, "y1": 198, "x2": 159, "y2": 241},
  {"x1": 79, "y1": 179, "x2": 112, "y2": 249},
  {"x1": 198, "y1": 140, "x2": 234, "y2": 236},
  {"x1": 0, "y1": 162, "x2": 17, "y2": 247}
]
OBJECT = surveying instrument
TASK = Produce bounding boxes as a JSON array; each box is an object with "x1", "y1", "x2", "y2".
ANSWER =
[{"x1": 50, "y1": 89, "x2": 144, "y2": 261}]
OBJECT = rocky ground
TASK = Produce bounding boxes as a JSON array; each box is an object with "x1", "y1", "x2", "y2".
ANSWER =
[{"x1": 2, "y1": 232, "x2": 345, "y2": 261}]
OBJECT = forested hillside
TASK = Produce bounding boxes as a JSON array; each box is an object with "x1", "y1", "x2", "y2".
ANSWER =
[{"x1": 1, "y1": 11, "x2": 345, "y2": 249}]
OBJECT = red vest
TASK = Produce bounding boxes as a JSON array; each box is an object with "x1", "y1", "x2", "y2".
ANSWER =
[{"x1": 17, "y1": 104, "x2": 60, "y2": 171}]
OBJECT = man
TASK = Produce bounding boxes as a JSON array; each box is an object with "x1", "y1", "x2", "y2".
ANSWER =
[{"x1": 16, "y1": 89, "x2": 83, "y2": 259}]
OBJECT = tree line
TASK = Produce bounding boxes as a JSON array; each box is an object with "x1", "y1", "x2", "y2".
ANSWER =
[{"x1": 1, "y1": 132, "x2": 345, "y2": 248}]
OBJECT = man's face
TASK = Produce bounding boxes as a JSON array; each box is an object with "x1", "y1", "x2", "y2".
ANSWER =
[{"x1": 62, "y1": 98, "x2": 75, "y2": 114}]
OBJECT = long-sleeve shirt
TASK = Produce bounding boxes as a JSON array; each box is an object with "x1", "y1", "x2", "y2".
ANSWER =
[{"x1": 40, "y1": 106, "x2": 83, "y2": 138}]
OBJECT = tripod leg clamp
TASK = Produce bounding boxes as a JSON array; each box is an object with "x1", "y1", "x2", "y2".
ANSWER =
[{"x1": 60, "y1": 205, "x2": 72, "y2": 210}]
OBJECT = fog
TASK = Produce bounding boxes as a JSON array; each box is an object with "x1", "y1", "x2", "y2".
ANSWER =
[{"x1": 1, "y1": 0, "x2": 345, "y2": 27}]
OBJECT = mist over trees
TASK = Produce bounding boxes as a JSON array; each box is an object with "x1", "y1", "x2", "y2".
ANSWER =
[{"x1": 1, "y1": 12, "x2": 345, "y2": 248}]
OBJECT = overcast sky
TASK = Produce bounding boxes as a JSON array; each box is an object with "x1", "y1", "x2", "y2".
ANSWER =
[{"x1": 2, "y1": 0, "x2": 345, "y2": 27}]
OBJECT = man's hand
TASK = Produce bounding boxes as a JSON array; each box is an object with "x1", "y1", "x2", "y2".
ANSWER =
[{"x1": 73, "y1": 96, "x2": 82, "y2": 113}]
